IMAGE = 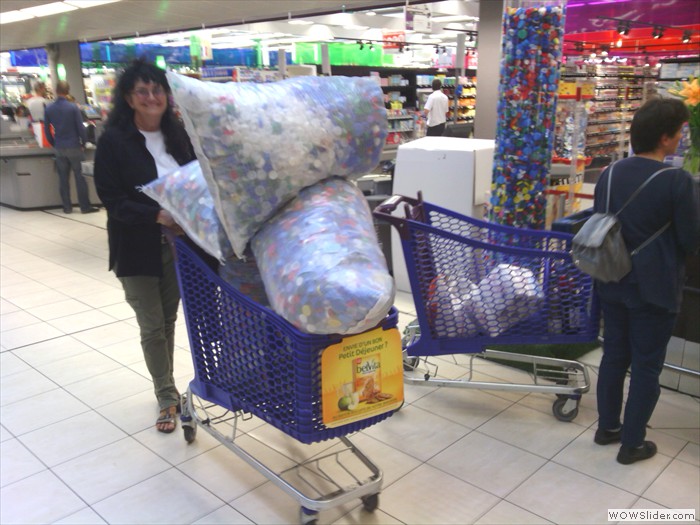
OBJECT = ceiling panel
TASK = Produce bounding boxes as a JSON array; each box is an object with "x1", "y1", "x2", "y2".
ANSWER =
[{"x1": 0, "y1": 0, "x2": 416, "y2": 51}]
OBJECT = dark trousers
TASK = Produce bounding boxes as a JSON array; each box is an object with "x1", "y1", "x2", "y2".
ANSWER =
[
  {"x1": 55, "y1": 147, "x2": 91, "y2": 212},
  {"x1": 426, "y1": 123, "x2": 446, "y2": 136},
  {"x1": 597, "y1": 293, "x2": 676, "y2": 448}
]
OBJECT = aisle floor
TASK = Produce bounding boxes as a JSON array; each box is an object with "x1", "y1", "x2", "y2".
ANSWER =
[{"x1": 1, "y1": 207, "x2": 698, "y2": 525}]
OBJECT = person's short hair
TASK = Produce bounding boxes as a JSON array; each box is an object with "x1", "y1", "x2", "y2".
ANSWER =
[
  {"x1": 33, "y1": 81, "x2": 46, "y2": 94},
  {"x1": 432, "y1": 78, "x2": 442, "y2": 91},
  {"x1": 55, "y1": 81, "x2": 70, "y2": 96},
  {"x1": 630, "y1": 97, "x2": 689, "y2": 154}
]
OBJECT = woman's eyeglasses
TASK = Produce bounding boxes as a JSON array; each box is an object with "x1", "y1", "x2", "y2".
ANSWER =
[{"x1": 131, "y1": 86, "x2": 166, "y2": 99}]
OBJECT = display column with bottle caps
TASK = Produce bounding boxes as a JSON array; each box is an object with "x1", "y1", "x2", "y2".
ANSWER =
[{"x1": 489, "y1": 2, "x2": 566, "y2": 229}]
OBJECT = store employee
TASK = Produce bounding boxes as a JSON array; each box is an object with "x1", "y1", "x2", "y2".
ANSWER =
[{"x1": 424, "y1": 78, "x2": 449, "y2": 137}]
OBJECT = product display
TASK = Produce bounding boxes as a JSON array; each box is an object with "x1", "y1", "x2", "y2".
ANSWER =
[
  {"x1": 140, "y1": 160, "x2": 233, "y2": 262},
  {"x1": 166, "y1": 72, "x2": 388, "y2": 258},
  {"x1": 491, "y1": 5, "x2": 565, "y2": 229},
  {"x1": 251, "y1": 176, "x2": 395, "y2": 335}
]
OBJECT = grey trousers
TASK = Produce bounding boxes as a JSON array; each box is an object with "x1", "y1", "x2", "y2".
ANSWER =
[
  {"x1": 118, "y1": 244, "x2": 181, "y2": 410},
  {"x1": 55, "y1": 147, "x2": 91, "y2": 212}
]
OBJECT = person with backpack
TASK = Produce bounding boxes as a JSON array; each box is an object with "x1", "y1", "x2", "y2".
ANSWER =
[{"x1": 593, "y1": 97, "x2": 700, "y2": 464}]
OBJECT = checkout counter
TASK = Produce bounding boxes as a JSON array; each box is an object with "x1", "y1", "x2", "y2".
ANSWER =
[{"x1": 0, "y1": 119, "x2": 100, "y2": 210}]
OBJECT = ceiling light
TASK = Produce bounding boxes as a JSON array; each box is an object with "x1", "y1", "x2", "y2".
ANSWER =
[
  {"x1": 365, "y1": 11, "x2": 376, "y2": 16},
  {"x1": 652, "y1": 26, "x2": 664, "y2": 39},
  {"x1": 18, "y1": 2, "x2": 77, "y2": 17},
  {"x1": 288, "y1": 19, "x2": 313, "y2": 25},
  {"x1": 682, "y1": 30, "x2": 691, "y2": 43},
  {"x1": 0, "y1": 10, "x2": 34, "y2": 24},
  {"x1": 617, "y1": 20, "x2": 630, "y2": 35},
  {"x1": 616, "y1": 38, "x2": 622, "y2": 47}
]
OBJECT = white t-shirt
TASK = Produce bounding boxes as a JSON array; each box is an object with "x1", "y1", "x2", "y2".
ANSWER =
[
  {"x1": 26, "y1": 96, "x2": 48, "y2": 121},
  {"x1": 139, "y1": 129, "x2": 180, "y2": 177},
  {"x1": 424, "y1": 89, "x2": 449, "y2": 127}
]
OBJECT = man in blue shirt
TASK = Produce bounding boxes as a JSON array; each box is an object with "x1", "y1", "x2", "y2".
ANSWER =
[{"x1": 44, "y1": 81, "x2": 98, "y2": 214}]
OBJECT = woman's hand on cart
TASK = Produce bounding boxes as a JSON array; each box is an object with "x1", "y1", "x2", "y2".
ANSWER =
[{"x1": 157, "y1": 209, "x2": 184, "y2": 235}]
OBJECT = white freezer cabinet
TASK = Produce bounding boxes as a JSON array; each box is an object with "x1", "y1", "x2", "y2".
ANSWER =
[{"x1": 391, "y1": 137, "x2": 495, "y2": 293}]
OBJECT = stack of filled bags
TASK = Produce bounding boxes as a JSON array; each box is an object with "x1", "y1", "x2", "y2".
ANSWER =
[{"x1": 143, "y1": 73, "x2": 393, "y2": 335}]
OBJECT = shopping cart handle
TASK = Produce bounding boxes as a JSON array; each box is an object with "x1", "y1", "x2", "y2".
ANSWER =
[{"x1": 373, "y1": 193, "x2": 421, "y2": 217}]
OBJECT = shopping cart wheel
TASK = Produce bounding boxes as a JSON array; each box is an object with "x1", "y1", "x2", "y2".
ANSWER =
[
  {"x1": 552, "y1": 397, "x2": 579, "y2": 422},
  {"x1": 403, "y1": 355, "x2": 420, "y2": 371},
  {"x1": 183, "y1": 424, "x2": 197, "y2": 443},
  {"x1": 300, "y1": 507, "x2": 318, "y2": 525},
  {"x1": 361, "y1": 493, "x2": 379, "y2": 512}
]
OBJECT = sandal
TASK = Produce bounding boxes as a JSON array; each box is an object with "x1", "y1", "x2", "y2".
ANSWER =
[{"x1": 156, "y1": 406, "x2": 177, "y2": 434}]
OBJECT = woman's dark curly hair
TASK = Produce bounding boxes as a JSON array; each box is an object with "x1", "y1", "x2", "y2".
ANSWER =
[{"x1": 106, "y1": 58, "x2": 191, "y2": 162}]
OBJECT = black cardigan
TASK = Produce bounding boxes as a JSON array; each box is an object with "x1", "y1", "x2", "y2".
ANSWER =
[
  {"x1": 94, "y1": 120, "x2": 195, "y2": 277},
  {"x1": 593, "y1": 157, "x2": 700, "y2": 312}
]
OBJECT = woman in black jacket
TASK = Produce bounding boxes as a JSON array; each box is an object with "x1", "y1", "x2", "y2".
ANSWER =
[{"x1": 94, "y1": 59, "x2": 194, "y2": 433}]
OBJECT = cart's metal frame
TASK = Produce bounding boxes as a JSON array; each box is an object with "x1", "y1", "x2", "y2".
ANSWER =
[
  {"x1": 180, "y1": 387, "x2": 383, "y2": 520},
  {"x1": 400, "y1": 319, "x2": 590, "y2": 421}
]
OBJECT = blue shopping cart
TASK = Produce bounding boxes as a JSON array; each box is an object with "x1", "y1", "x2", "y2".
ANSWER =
[
  {"x1": 374, "y1": 193, "x2": 601, "y2": 422},
  {"x1": 170, "y1": 235, "x2": 399, "y2": 524}
]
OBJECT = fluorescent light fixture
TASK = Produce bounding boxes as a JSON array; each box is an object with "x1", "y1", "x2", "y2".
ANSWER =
[
  {"x1": 288, "y1": 19, "x2": 313, "y2": 25},
  {"x1": 343, "y1": 24, "x2": 369, "y2": 30},
  {"x1": 366, "y1": 11, "x2": 376, "y2": 16},
  {"x1": 19, "y1": 2, "x2": 77, "y2": 17},
  {"x1": 0, "y1": 10, "x2": 34, "y2": 24}
]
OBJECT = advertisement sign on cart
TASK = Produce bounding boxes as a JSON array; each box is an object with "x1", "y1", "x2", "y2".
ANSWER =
[{"x1": 321, "y1": 326, "x2": 404, "y2": 428}]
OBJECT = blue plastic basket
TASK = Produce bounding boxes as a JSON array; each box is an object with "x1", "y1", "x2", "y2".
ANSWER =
[
  {"x1": 374, "y1": 194, "x2": 600, "y2": 357},
  {"x1": 171, "y1": 237, "x2": 398, "y2": 444}
]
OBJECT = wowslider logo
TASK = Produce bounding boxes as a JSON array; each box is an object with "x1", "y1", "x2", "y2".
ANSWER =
[{"x1": 608, "y1": 509, "x2": 695, "y2": 522}]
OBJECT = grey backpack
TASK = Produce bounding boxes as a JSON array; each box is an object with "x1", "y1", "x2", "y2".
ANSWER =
[{"x1": 571, "y1": 163, "x2": 673, "y2": 283}]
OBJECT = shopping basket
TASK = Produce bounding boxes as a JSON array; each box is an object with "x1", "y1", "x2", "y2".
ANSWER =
[
  {"x1": 374, "y1": 193, "x2": 601, "y2": 422},
  {"x1": 170, "y1": 235, "x2": 400, "y2": 523}
]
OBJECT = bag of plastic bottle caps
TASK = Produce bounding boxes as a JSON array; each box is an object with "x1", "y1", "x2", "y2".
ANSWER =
[
  {"x1": 251, "y1": 176, "x2": 395, "y2": 335},
  {"x1": 166, "y1": 72, "x2": 388, "y2": 259},
  {"x1": 140, "y1": 160, "x2": 233, "y2": 262},
  {"x1": 469, "y1": 263, "x2": 544, "y2": 337},
  {"x1": 427, "y1": 274, "x2": 480, "y2": 338},
  {"x1": 218, "y1": 248, "x2": 269, "y2": 306}
]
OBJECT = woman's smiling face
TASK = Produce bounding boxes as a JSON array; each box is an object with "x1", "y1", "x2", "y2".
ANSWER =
[{"x1": 127, "y1": 80, "x2": 168, "y2": 123}]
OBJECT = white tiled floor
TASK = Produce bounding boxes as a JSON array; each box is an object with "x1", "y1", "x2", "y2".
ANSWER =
[{"x1": 1, "y1": 206, "x2": 699, "y2": 525}]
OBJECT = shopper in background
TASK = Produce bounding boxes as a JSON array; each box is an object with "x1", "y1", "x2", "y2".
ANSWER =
[
  {"x1": 14, "y1": 105, "x2": 31, "y2": 129},
  {"x1": 594, "y1": 97, "x2": 700, "y2": 465},
  {"x1": 424, "y1": 78, "x2": 449, "y2": 137},
  {"x1": 44, "y1": 81, "x2": 98, "y2": 214},
  {"x1": 26, "y1": 81, "x2": 49, "y2": 122},
  {"x1": 94, "y1": 58, "x2": 195, "y2": 434}
]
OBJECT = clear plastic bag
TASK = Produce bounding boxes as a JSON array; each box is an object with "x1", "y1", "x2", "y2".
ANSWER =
[
  {"x1": 251, "y1": 177, "x2": 394, "y2": 335},
  {"x1": 167, "y1": 72, "x2": 388, "y2": 258}
]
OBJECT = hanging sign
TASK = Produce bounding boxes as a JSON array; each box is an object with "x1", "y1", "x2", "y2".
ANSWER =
[
  {"x1": 321, "y1": 326, "x2": 403, "y2": 428},
  {"x1": 199, "y1": 32, "x2": 213, "y2": 61},
  {"x1": 405, "y1": 5, "x2": 432, "y2": 33}
]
